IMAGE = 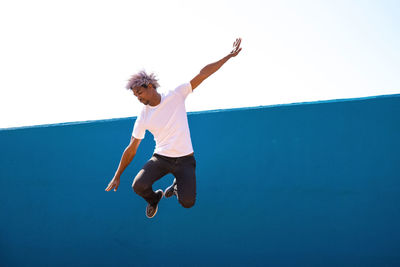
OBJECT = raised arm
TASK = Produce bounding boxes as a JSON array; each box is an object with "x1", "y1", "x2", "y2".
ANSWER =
[{"x1": 190, "y1": 38, "x2": 242, "y2": 91}]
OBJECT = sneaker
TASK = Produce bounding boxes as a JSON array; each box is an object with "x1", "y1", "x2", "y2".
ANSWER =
[
  {"x1": 146, "y1": 189, "x2": 163, "y2": 218},
  {"x1": 164, "y1": 179, "x2": 177, "y2": 198}
]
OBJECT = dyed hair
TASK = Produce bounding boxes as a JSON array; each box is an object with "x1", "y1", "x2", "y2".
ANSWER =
[{"x1": 125, "y1": 70, "x2": 160, "y2": 90}]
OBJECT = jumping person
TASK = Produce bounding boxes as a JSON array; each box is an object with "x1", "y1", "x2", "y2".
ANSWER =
[{"x1": 105, "y1": 38, "x2": 242, "y2": 218}]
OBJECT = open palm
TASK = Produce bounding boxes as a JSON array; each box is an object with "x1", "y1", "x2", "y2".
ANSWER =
[{"x1": 230, "y1": 38, "x2": 242, "y2": 57}]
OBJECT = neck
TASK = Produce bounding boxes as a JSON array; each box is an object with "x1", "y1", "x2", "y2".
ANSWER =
[{"x1": 148, "y1": 92, "x2": 161, "y2": 107}]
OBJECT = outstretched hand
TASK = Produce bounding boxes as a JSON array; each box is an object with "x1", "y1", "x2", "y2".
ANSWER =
[
  {"x1": 229, "y1": 38, "x2": 242, "y2": 57},
  {"x1": 105, "y1": 176, "x2": 120, "y2": 192}
]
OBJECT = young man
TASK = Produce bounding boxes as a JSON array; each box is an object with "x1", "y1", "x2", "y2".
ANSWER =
[{"x1": 105, "y1": 38, "x2": 242, "y2": 218}]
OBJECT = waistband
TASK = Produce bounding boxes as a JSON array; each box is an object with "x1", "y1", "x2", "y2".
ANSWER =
[{"x1": 154, "y1": 152, "x2": 194, "y2": 160}]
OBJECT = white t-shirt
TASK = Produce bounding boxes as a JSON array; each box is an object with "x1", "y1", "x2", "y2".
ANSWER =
[{"x1": 132, "y1": 83, "x2": 194, "y2": 157}]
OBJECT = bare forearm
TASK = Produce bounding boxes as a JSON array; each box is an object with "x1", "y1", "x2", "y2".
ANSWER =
[
  {"x1": 199, "y1": 54, "x2": 233, "y2": 79},
  {"x1": 190, "y1": 38, "x2": 241, "y2": 90},
  {"x1": 115, "y1": 148, "x2": 136, "y2": 178}
]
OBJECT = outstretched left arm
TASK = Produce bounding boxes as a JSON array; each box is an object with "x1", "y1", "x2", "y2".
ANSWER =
[{"x1": 190, "y1": 38, "x2": 242, "y2": 91}]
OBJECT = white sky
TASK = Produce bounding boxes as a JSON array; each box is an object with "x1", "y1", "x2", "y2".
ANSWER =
[{"x1": 0, "y1": 0, "x2": 399, "y2": 129}]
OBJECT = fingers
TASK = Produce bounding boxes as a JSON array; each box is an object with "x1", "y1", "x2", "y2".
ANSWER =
[
  {"x1": 114, "y1": 183, "x2": 119, "y2": 191},
  {"x1": 105, "y1": 183, "x2": 113, "y2": 191},
  {"x1": 236, "y1": 38, "x2": 242, "y2": 50},
  {"x1": 105, "y1": 181, "x2": 116, "y2": 191},
  {"x1": 233, "y1": 38, "x2": 241, "y2": 49},
  {"x1": 230, "y1": 38, "x2": 242, "y2": 56},
  {"x1": 231, "y1": 38, "x2": 242, "y2": 55}
]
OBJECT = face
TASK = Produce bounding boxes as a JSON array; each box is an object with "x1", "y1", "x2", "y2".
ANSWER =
[{"x1": 132, "y1": 85, "x2": 152, "y2": 105}]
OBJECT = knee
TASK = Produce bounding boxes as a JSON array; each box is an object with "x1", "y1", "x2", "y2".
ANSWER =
[
  {"x1": 179, "y1": 198, "x2": 196, "y2": 209},
  {"x1": 132, "y1": 179, "x2": 150, "y2": 195}
]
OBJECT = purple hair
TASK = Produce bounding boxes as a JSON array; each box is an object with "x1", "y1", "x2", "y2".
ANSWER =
[{"x1": 126, "y1": 70, "x2": 160, "y2": 90}]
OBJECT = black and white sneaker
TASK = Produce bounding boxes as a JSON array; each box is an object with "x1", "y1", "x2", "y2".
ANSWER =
[
  {"x1": 146, "y1": 189, "x2": 163, "y2": 218},
  {"x1": 164, "y1": 179, "x2": 177, "y2": 198}
]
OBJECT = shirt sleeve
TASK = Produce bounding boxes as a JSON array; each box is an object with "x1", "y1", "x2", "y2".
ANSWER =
[
  {"x1": 132, "y1": 110, "x2": 146, "y2": 139},
  {"x1": 174, "y1": 83, "x2": 193, "y2": 100}
]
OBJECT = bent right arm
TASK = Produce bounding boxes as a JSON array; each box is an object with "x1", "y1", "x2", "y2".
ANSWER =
[{"x1": 105, "y1": 137, "x2": 142, "y2": 191}]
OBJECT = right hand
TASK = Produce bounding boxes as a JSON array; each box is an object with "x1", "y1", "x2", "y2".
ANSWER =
[{"x1": 105, "y1": 176, "x2": 120, "y2": 192}]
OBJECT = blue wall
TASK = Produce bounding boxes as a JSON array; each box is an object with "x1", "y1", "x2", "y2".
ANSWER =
[{"x1": 1, "y1": 94, "x2": 400, "y2": 266}]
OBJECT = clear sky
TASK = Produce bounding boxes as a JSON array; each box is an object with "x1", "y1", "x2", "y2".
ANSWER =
[{"x1": 1, "y1": 0, "x2": 399, "y2": 128}]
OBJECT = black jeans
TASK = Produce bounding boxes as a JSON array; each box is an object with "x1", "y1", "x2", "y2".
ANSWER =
[{"x1": 132, "y1": 153, "x2": 196, "y2": 208}]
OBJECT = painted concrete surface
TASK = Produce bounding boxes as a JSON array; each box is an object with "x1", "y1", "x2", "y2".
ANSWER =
[{"x1": 1, "y1": 94, "x2": 400, "y2": 266}]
